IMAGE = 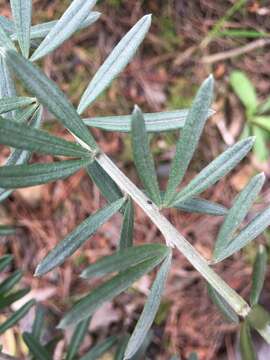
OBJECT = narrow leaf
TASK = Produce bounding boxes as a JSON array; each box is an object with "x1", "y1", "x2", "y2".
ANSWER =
[
  {"x1": 1, "y1": 48, "x2": 97, "y2": 149},
  {"x1": 11, "y1": 12, "x2": 101, "y2": 41},
  {"x1": 31, "y1": 0, "x2": 97, "y2": 61},
  {"x1": 0, "y1": 269, "x2": 22, "y2": 295},
  {"x1": 84, "y1": 109, "x2": 215, "y2": 133},
  {"x1": 78, "y1": 15, "x2": 152, "y2": 114},
  {"x1": 172, "y1": 137, "x2": 255, "y2": 205},
  {"x1": 0, "y1": 22, "x2": 17, "y2": 51},
  {"x1": 250, "y1": 245, "x2": 268, "y2": 306},
  {"x1": 35, "y1": 197, "x2": 125, "y2": 276},
  {"x1": 207, "y1": 284, "x2": 239, "y2": 323},
  {"x1": 119, "y1": 198, "x2": 134, "y2": 250},
  {"x1": 252, "y1": 116, "x2": 270, "y2": 132},
  {"x1": 213, "y1": 173, "x2": 265, "y2": 260},
  {"x1": 23, "y1": 332, "x2": 51, "y2": 360},
  {"x1": 172, "y1": 197, "x2": 228, "y2": 216},
  {"x1": 230, "y1": 71, "x2": 257, "y2": 113},
  {"x1": 81, "y1": 244, "x2": 169, "y2": 279},
  {"x1": 0, "y1": 225, "x2": 17, "y2": 236},
  {"x1": 0, "y1": 16, "x2": 14, "y2": 35},
  {"x1": 13, "y1": 103, "x2": 38, "y2": 123},
  {"x1": 87, "y1": 161, "x2": 123, "y2": 204},
  {"x1": 253, "y1": 126, "x2": 268, "y2": 162},
  {"x1": 124, "y1": 252, "x2": 172, "y2": 359},
  {"x1": 240, "y1": 322, "x2": 257, "y2": 360},
  {"x1": 81, "y1": 336, "x2": 118, "y2": 360},
  {"x1": 32, "y1": 305, "x2": 45, "y2": 341},
  {"x1": 258, "y1": 96, "x2": 270, "y2": 114},
  {"x1": 66, "y1": 316, "x2": 91, "y2": 360},
  {"x1": 10, "y1": 0, "x2": 32, "y2": 58},
  {"x1": 214, "y1": 206, "x2": 270, "y2": 262},
  {"x1": 0, "y1": 116, "x2": 90, "y2": 158},
  {"x1": 0, "y1": 158, "x2": 91, "y2": 189},
  {"x1": 0, "y1": 288, "x2": 30, "y2": 310},
  {"x1": 0, "y1": 56, "x2": 16, "y2": 118},
  {"x1": 246, "y1": 304, "x2": 270, "y2": 343},
  {"x1": 0, "y1": 299, "x2": 35, "y2": 334},
  {"x1": 0, "y1": 96, "x2": 35, "y2": 114},
  {"x1": 0, "y1": 255, "x2": 13, "y2": 273},
  {"x1": 164, "y1": 75, "x2": 214, "y2": 205},
  {"x1": 58, "y1": 256, "x2": 166, "y2": 328},
  {"x1": 131, "y1": 106, "x2": 161, "y2": 205},
  {"x1": 0, "y1": 106, "x2": 43, "y2": 202},
  {"x1": 114, "y1": 335, "x2": 129, "y2": 360}
]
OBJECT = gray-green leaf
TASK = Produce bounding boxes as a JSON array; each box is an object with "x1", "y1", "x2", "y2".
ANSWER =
[
  {"x1": 1, "y1": 48, "x2": 97, "y2": 149},
  {"x1": 240, "y1": 322, "x2": 257, "y2": 360},
  {"x1": 0, "y1": 225, "x2": 17, "y2": 236},
  {"x1": 31, "y1": 305, "x2": 45, "y2": 341},
  {"x1": 119, "y1": 197, "x2": 134, "y2": 249},
  {"x1": 0, "y1": 116, "x2": 90, "y2": 158},
  {"x1": 0, "y1": 96, "x2": 35, "y2": 114},
  {"x1": 35, "y1": 197, "x2": 125, "y2": 276},
  {"x1": 0, "y1": 255, "x2": 13, "y2": 272},
  {"x1": 83, "y1": 109, "x2": 215, "y2": 133},
  {"x1": 0, "y1": 269, "x2": 22, "y2": 295},
  {"x1": 214, "y1": 206, "x2": 270, "y2": 262},
  {"x1": 131, "y1": 106, "x2": 161, "y2": 205},
  {"x1": 0, "y1": 22, "x2": 17, "y2": 51},
  {"x1": 81, "y1": 336, "x2": 118, "y2": 360},
  {"x1": 30, "y1": 0, "x2": 97, "y2": 61},
  {"x1": 0, "y1": 158, "x2": 91, "y2": 189},
  {"x1": 23, "y1": 332, "x2": 51, "y2": 360},
  {"x1": 213, "y1": 173, "x2": 265, "y2": 260},
  {"x1": 164, "y1": 75, "x2": 214, "y2": 205},
  {"x1": 66, "y1": 316, "x2": 91, "y2": 360},
  {"x1": 0, "y1": 56, "x2": 16, "y2": 118},
  {"x1": 78, "y1": 14, "x2": 152, "y2": 114},
  {"x1": 250, "y1": 245, "x2": 268, "y2": 306},
  {"x1": 10, "y1": 0, "x2": 32, "y2": 58},
  {"x1": 171, "y1": 137, "x2": 255, "y2": 205},
  {"x1": 81, "y1": 244, "x2": 169, "y2": 279},
  {"x1": 58, "y1": 255, "x2": 166, "y2": 328},
  {"x1": 124, "y1": 252, "x2": 172, "y2": 359},
  {"x1": 172, "y1": 197, "x2": 228, "y2": 216},
  {"x1": 0, "y1": 300, "x2": 35, "y2": 334},
  {"x1": 207, "y1": 284, "x2": 239, "y2": 323}
]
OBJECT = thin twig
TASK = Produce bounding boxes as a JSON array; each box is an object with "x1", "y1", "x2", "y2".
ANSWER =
[{"x1": 201, "y1": 38, "x2": 270, "y2": 63}]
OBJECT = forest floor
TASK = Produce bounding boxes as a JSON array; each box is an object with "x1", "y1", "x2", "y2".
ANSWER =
[{"x1": 0, "y1": 0, "x2": 270, "y2": 359}]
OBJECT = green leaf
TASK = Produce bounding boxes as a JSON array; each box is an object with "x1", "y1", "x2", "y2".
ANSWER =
[
  {"x1": 87, "y1": 161, "x2": 123, "y2": 204},
  {"x1": 229, "y1": 71, "x2": 257, "y2": 113},
  {"x1": 164, "y1": 75, "x2": 214, "y2": 205},
  {"x1": 114, "y1": 335, "x2": 129, "y2": 360},
  {"x1": 252, "y1": 126, "x2": 269, "y2": 162},
  {"x1": 207, "y1": 284, "x2": 239, "y2": 323},
  {"x1": 0, "y1": 96, "x2": 36, "y2": 114},
  {"x1": 0, "y1": 255, "x2": 13, "y2": 273},
  {"x1": 31, "y1": 0, "x2": 97, "y2": 61},
  {"x1": 258, "y1": 96, "x2": 270, "y2": 114},
  {"x1": 81, "y1": 336, "x2": 118, "y2": 360},
  {"x1": 23, "y1": 332, "x2": 51, "y2": 360},
  {"x1": 81, "y1": 244, "x2": 169, "y2": 279},
  {"x1": 119, "y1": 198, "x2": 134, "y2": 250},
  {"x1": 252, "y1": 116, "x2": 270, "y2": 132},
  {"x1": 0, "y1": 299, "x2": 35, "y2": 334},
  {"x1": 35, "y1": 197, "x2": 125, "y2": 276},
  {"x1": 171, "y1": 137, "x2": 255, "y2": 205},
  {"x1": 240, "y1": 322, "x2": 257, "y2": 360},
  {"x1": 0, "y1": 56, "x2": 16, "y2": 118},
  {"x1": 83, "y1": 109, "x2": 215, "y2": 133},
  {"x1": 78, "y1": 14, "x2": 152, "y2": 114},
  {"x1": 250, "y1": 245, "x2": 267, "y2": 306},
  {"x1": 0, "y1": 158, "x2": 91, "y2": 189},
  {"x1": 131, "y1": 106, "x2": 161, "y2": 205},
  {"x1": 0, "y1": 225, "x2": 17, "y2": 236},
  {"x1": 0, "y1": 22, "x2": 17, "y2": 51},
  {"x1": 0, "y1": 116, "x2": 90, "y2": 158},
  {"x1": 13, "y1": 103, "x2": 39, "y2": 123},
  {"x1": 0, "y1": 106, "x2": 43, "y2": 202},
  {"x1": 1, "y1": 48, "x2": 97, "y2": 149},
  {"x1": 214, "y1": 206, "x2": 270, "y2": 263},
  {"x1": 11, "y1": 12, "x2": 101, "y2": 41},
  {"x1": 32, "y1": 305, "x2": 45, "y2": 341},
  {"x1": 66, "y1": 316, "x2": 91, "y2": 360},
  {"x1": 124, "y1": 252, "x2": 172, "y2": 359},
  {"x1": 0, "y1": 16, "x2": 14, "y2": 35},
  {"x1": 0, "y1": 287, "x2": 30, "y2": 310},
  {"x1": 58, "y1": 255, "x2": 166, "y2": 328},
  {"x1": 172, "y1": 197, "x2": 228, "y2": 216},
  {"x1": 10, "y1": 0, "x2": 32, "y2": 58},
  {"x1": 246, "y1": 304, "x2": 270, "y2": 343},
  {"x1": 213, "y1": 173, "x2": 265, "y2": 260},
  {"x1": 0, "y1": 269, "x2": 22, "y2": 295}
]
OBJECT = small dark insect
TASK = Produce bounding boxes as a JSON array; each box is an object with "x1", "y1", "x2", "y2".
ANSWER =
[{"x1": 147, "y1": 200, "x2": 152, "y2": 204}]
